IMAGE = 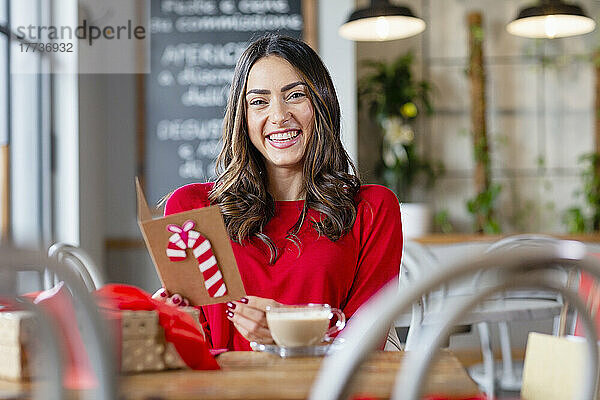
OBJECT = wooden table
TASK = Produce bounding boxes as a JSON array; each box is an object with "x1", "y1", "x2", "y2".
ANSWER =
[
  {"x1": 119, "y1": 350, "x2": 479, "y2": 400},
  {"x1": 0, "y1": 350, "x2": 480, "y2": 400}
]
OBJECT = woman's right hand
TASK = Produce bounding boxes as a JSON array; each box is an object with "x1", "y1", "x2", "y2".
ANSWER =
[
  {"x1": 151, "y1": 287, "x2": 190, "y2": 307},
  {"x1": 226, "y1": 296, "x2": 280, "y2": 344}
]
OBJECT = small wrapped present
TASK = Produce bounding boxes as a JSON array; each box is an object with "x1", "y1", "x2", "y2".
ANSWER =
[
  {"x1": 96, "y1": 284, "x2": 218, "y2": 372},
  {"x1": 121, "y1": 337, "x2": 166, "y2": 373},
  {"x1": 121, "y1": 310, "x2": 160, "y2": 340},
  {"x1": 0, "y1": 306, "x2": 188, "y2": 377},
  {"x1": 111, "y1": 303, "x2": 209, "y2": 373},
  {"x1": 0, "y1": 284, "x2": 216, "y2": 381},
  {"x1": 117, "y1": 310, "x2": 164, "y2": 373},
  {"x1": 0, "y1": 345, "x2": 27, "y2": 380},
  {"x1": 0, "y1": 286, "x2": 96, "y2": 387},
  {"x1": 0, "y1": 310, "x2": 36, "y2": 346},
  {"x1": 0, "y1": 311, "x2": 36, "y2": 380}
]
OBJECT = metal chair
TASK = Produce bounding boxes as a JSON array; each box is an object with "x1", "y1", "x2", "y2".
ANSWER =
[
  {"x1": 381, "y1": 240, "x2": 437, "y2": 351},
  {"x1": 310, "y1": 240, "x2": 600, "y2": 400},
  {"x1": 468, "y1": 235, "x2": 573, "y2": 393},
  {"x1": 484, "y1": 234, "x2": 578, "y2": 334},
  {"x1": 396, "y1": 240, "x2": 447, "y2": 350},
  {"x1": 0, "y1": 245, "x2": 117, "y2": 400},
  {"x1": 400, "y1": 236, "x2": 569, "y2": 396},
  {"x1": 47, "y1": 242, "x2": 105, "y2": 291}
]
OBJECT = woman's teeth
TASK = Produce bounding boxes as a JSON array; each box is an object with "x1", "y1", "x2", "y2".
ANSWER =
[{"x1": 268, "y1": 130, "x2": 300, "y2": 141}]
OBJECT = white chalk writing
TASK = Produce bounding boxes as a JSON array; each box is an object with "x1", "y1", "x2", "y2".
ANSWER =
[
  {"x1": 157, "y1": 118, "x2": 223, "y2": 141},
  {"x1": 161, "y1": 42, "x2": 247, "y2": 67},
  {"x1": 175, "y1": 14, "x2": 302, "y2": 32}
]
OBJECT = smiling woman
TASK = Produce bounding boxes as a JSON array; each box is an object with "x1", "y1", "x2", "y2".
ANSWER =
[
  {"x1": 154, "y1": 34, "x2": 403, "y2": 351},
  {"x1": 245, "y1": 56, "x2": 314, "y2": 190}
]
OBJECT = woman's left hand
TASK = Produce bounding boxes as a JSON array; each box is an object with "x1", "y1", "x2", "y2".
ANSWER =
[{"x1": 226, "y1": 296, "x2": 281, "y2": 344}]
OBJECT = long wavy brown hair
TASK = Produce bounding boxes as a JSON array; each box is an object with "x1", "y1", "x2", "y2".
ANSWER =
[{"x1": 209, "y1": 34, "x2": 361, "y2": 263}]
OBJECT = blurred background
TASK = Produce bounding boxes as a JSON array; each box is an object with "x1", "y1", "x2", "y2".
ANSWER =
[
  {"x1": 1, "y1": 0, "x2": 599, "y2": 291},
  {"x1": 3, "y1": 3, "x2": 600, "y2": 397}
]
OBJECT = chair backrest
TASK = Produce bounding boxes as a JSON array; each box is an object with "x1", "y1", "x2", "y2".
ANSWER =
[
  {"x1": 486, "y1": 234, "x2": 580, "y2": 335},
  {"x1": 310, "y1": 240, "x2": 600, "y2": 400},
  {"x1": 0, "y1": 245, "x2": 117, "y2": 400},
  {"x1": 478, "y1": 234, "x2": 571, "y2": 299},
  {"x1": 400, "y1": 240, "x2": 441, "y2": 285},
  {"x1": 399, "y1": 240, "x2": 445, "y2": 349},
  {"x1": 484, "y1": 234, "x2": 567, "y2": 282},
  {"x1": 486, "y1": 234, "x2": 559, "y2": 252},
  {"x1": 48, "y1": 243, "x2": 105, "y2": 291}
]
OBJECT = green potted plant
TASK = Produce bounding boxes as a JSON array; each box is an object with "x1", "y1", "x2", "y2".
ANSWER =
[
  {"x1": 359, "y1": 52, "x2": 442, "y2": 237},
  {"x1": 563, "y1": 153, "x2": 600, "y2": 233}
]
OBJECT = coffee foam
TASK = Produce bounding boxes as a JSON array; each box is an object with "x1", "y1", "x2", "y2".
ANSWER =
[{"x1": 266, "y1": 310, "x2": 330, "y2": 320}]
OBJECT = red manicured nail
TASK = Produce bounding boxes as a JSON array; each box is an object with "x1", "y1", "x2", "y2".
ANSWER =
[
  {"x1": 240, "y1": 297, "x2": 249, "y2": 304},
  {"x1": 226, "y1": 302, "x2": 235, "y2": 310},
  {"x1": 172, "y1": 296, "x2": 181, "y2": 305},
  {"x1": 159, "y1": 289, "x2": 167, "y2": 297},
  {"x1": 226, "y1": 310, "x2": 234, "y2": 318},
  {"x1": 181, "y1": 299, "x2": 189, "y2": 307}
]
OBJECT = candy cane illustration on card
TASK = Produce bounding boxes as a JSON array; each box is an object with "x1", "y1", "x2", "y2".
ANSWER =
[
  {"x1": 166, "y1": 220, "x2": 227, "y2": 298},
  {"x1": 136, "y1": 177, "x2": 245, "y2": 306}
]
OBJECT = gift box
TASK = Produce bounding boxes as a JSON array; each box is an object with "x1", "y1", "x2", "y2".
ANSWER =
[
  {"x1": 0, "y1": 283, "x2": 216, "y2": 382},
  {"x1": 0, "y1": 311, "x2": 36, "y2": 380},
  {"x1": 0, "y1": 307, "x2": 205, "y2": 378},
  {"x1": 118, "y1": 310, "x2": 163, "y2": 373},
  {"x1": 118, "y1": 307, "x2": 203, "y2": 373},
  {"x1": 95, "y1": 284, "x2": 218, "y2": 372},
  {"x1": 0, "y1": 284, "x2": 98, "y2": 387}
]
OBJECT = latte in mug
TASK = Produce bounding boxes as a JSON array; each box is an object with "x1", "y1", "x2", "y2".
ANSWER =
[{"x1": 266, "y1": 304, "x2": 345, "y2": 347}]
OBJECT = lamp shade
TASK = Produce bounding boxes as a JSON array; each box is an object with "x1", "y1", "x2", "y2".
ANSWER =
[
  {"x1": 339, "y1": 0, "x2": 426, "y2": 41},
  {"x1": 506, "y1": 0, "x2": 596, "y2": 39}
]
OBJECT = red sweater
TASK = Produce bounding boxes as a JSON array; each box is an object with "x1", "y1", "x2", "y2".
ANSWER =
[{"x1": 164, "y1": 182, "x2": 402, "y2": 350}]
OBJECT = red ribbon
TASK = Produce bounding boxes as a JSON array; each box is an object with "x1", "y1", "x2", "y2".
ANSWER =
[
  {"x1": 95, "y1": 284, "x2": 219, "y2": 370},
  {"x1": 353, "y1": 396, "x2": 486, "y2": 400}
]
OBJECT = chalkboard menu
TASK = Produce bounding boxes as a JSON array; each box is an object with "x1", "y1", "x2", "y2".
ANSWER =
[{"x1": 145, "y1": 0, "x2": 304, "y2": 205}]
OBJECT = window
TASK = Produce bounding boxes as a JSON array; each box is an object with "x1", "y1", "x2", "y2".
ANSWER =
[
  {"x1": 0, "y1": 0, "x2": 53, "y2": 247},
  {"x1": 0, "y1": 0, "x2": 9, "y2": 238}
]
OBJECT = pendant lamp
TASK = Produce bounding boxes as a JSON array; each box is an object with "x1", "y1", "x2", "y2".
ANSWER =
[
  {"x1": 339, "y1": 0, "x2": 426, "y2": 41},
  {"x1": 506, "y1": 0, "x2": 596, "y2": 39}
]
